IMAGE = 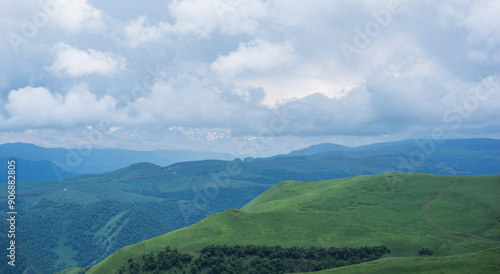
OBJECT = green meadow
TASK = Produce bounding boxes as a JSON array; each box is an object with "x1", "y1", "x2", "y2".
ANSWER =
[
  {"x1": 87, "y1": 173, "x2": 500, "y2": 273},
  {"x1": 311, "y1": 247, "x2": 500, "y2": 273}
]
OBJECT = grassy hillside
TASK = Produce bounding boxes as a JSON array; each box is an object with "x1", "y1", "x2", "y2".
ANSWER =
[
  {"x1": 4, "y1": 139, "x2": 498, "y2": 271},
  {"x1": 88, "y1": 173, "x2": 500, "y2": 273},
  {"x1": 310, "y1": 247, "x2": 500, "y2": 273},
  {"x1": 0, "y1": 161, "x2": 271, "y2": 273}
]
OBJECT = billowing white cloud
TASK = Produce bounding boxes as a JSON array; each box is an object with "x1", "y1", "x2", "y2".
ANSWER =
[
  {"x1": 276, "y1": 74, "x2": 500, "y2": 136},
  {"x1": 119, "y1": 0, "x2": 269, "y2": 45},
  {"x1": 438, "y1": 0, "x2": 500, "y2": 62},
  {"x1": 49, "y1": 43, "x2": 125, "y2": 77},
  {"x1": 167, "y1": 0, "x2": 269, "y2": 37},
  {"x1": 0, "y1": 0, "x2": 104, "y2": 32},
  {"x1": 124, "y1": 16, "x2": 169, "y2": 48},
  {"x1": 212, "y1": 39, "x2": 296, "y2": 78},
  {"x1": 166, "y1": 0, "x2": 219, "y2": 37},
  {"x1": 0, "y1": 0, "x2": 499, "y2": 152},
  {"x1": 51, "y1": 0, "x2": 103, "y2": 32},
  {"x1": 130, "y1": 74, "x2": 269, "y2": 132},
  {"x1": 1, "y1": 84, "x2": 119, "y2": 129},
  {"x1": 210, "y1": 37, "x2": 366, "y2": 106}
]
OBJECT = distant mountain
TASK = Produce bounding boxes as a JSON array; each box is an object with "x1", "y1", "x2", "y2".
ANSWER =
[
  {"x1": 286, "y1": 138, "x2": 500, "y2": 155},
  {"x1": 286, "y1": 143, "x2": 351, "y2": 156},
  {"x1": 426, "y1": 138, "x2": 500, "y2": 151},
  {"x1": 3, "y1": 138, "x2": 499, "y2": 272},
  {"x1": 3, "y1": 139, "x2": 497, "y2": 181},
  {"x1": 259, "y1": 138, "x2": 500, "y2": 175},
  {"x1": 0, "y1": 157, "x2": 78, "y2": 181},
  {"x1": 87, "y1": 173, "x2": 500, "y2": 273},
  {"x1": 350, "y1": 138, "x2": 500, "y2": 153},
  {"x1": 0, "y1": 143, "x2": 234, "y2": 180}
]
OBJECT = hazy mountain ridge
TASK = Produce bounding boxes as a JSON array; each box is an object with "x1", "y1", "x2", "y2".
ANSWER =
[
  {"x1": 1, "y1": 138, "x2": 499, "y2": 272},
  {"x1": 0, "y1": 157, "x2": 78, "y2": 180},
  {"x1": 0, "y1": 142, "x2": 235, "y2": 180}
]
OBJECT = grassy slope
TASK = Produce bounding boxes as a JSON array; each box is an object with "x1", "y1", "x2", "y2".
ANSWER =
[
  {"x1": 310, "y1": 247, "x2": 500, "y2": 273},
  {"x1": 88, "y1": 173, "x2": 500, "y2": 273}
]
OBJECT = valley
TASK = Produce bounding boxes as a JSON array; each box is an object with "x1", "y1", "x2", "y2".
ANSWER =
[
  {"x1": 4, "y1": 2, "x2": 498, "y2": 272},
  {"x1": 0, "y1": 139, "x2": 498, "y2": 273},
  {"x1": 87, "y1": 173, "x2": 500, "y2": 273}
]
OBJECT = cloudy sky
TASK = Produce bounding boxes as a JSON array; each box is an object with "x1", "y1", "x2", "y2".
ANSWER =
[{"x1": 0, "y1": 0, "x2": 499, "y2": 156}]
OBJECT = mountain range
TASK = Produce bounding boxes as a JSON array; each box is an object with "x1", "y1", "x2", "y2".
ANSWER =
[
  {"x1": 0, "y1": 138, "x2": 498, "y2": 273},
  {"x1": 0, "y1": 142, "x2": 234, "y2": 180}
]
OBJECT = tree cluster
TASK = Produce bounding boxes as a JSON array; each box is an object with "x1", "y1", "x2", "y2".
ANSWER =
[
  {"x1": 120, "y1": 247, "x2": 193, "y2": 274},
  {"x1": 124, "y1": 244, "x2": 390, "y2": 273},
  {"x1": 418, "y1": 248, "x2": 434, "y2": 256},
  {"x1": 192, "y1": 244, "x2": 390, "y2": 273}
]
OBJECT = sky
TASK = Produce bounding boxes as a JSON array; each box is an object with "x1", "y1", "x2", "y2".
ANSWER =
[{"x1": 0, "y1": 0, "x2": 499, "y2": 157}]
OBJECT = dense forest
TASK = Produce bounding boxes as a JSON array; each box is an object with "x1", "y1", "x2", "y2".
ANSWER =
[
  {"x1": 126, "y1": 185, "x2": 269, "y2": 230},
  {"x1": 0, "y1": 199, "x2": 171, "y2": 273},
  {"x1": 3, "y1": 139, "x2": 498, "y2": 272},
  {"x1": 117, "y1": 244, "x2": 391, "y2": 273}
]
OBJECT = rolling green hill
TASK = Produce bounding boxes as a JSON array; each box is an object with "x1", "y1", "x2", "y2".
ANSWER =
[
  {"x1": 87, "y1": 173, "x2": 500, "y2": 273},
  {"x1": 0, "y1": 161, "x2": 271, "y2": 273},
  {"x1": 3, "y1": 138, "x2": 499, "y2": 272},
  {"x1": 310, "y1": 247, "x2": 500, "y2": 273}
]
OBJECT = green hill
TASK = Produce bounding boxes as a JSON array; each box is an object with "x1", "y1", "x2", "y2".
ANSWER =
[
  {"x1": 87, "y1": 173, "x2": 500, "y2": 273},
  {"x1": 4, "y1": 138, "x2": 499, "y2": 272},
  {"x1": 310, "y1": 247, "x2": 500, "y2": 273}
]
